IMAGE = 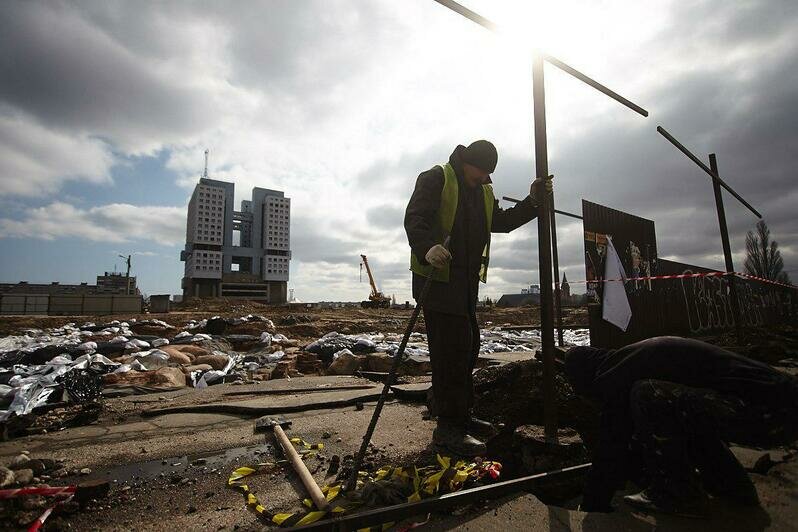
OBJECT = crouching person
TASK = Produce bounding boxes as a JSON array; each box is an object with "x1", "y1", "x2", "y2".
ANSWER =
[{"x1": 564, "y1": 336, "x2": 798, "y2": 516}]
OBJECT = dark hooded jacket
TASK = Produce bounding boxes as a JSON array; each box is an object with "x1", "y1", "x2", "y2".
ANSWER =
[
  {"x1": 404, "y1": 145, "x2": 537, "y2": 315},
  {"x1": 565, "y1": 336, "x2": 798, "y2": 511}
]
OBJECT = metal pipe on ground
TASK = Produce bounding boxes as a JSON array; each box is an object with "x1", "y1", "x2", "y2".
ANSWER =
[{"x1": 290, "y1": 463, "x2": 592, "y2": 531}]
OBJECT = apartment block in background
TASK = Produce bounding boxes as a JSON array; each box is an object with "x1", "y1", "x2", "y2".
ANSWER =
[{"x1": 180, "y1": 177, "x2": 291, "y2": 302}]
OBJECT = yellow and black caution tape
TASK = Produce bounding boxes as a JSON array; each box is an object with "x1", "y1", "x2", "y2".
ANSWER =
[{"x1": 227, "y1": 438, "x2": 502, "y2": 529}]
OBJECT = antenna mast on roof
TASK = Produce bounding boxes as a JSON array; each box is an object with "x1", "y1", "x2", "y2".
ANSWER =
[{"x1": 202, "y1": 149, "x2": 209, "y2": 179}]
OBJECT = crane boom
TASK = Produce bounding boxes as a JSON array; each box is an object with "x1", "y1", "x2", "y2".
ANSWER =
[
  {"x1": 360, "y1": 254, "x2": 391, "y2": 308},
  {"x1": 360, "y1": 254, "x2": 379, "y2": 299}
]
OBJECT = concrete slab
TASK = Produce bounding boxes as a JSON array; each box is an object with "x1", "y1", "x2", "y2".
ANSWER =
[
  {"x1": 141, "y1": 386, "x2": 385, "y2": 417},
  {"x1": 478, "y1": 351, "x2": 537, "y2": 365},
  {"x1": 426, "y1": 490, "x2": 782, "y2": 531},
  {"x1": 391, "y1": 382, "x2": 432, "y2": 401},
  {"x1": 426, "y1": 452, "x2": 798, "y2": 531}
]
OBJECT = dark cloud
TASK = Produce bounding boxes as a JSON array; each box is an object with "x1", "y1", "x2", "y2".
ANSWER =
[
  {"x1": 0, "y1": 2, "x2": 207, "y2": 148},
  {"x1": 290, "y1": 215, "x2": 361, "y2": 265},
  {"x1": 365, "y1": 204, "x2": 404, "y2": 230}
]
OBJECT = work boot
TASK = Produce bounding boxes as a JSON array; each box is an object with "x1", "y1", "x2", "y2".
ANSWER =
[
  {"x1": 702, "y1": 476, "x2": 760, "y2": 506},
  {"x1": 433, "y1": 421, "x2": 486, "y2": 457},
  {"x1": 623, "y1": 480, "x2": 708, "y2": 518},
  {"x1": 468, "y1": 416, "x2": 499, "y2": 441}
]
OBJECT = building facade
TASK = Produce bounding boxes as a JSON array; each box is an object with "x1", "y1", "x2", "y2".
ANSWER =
[
  {"x1": 96, "y1": 272, "x2": 138, "y2": 295},
  {"x1": 180, "y1": 178, "x2": 291, "y2": 302}
]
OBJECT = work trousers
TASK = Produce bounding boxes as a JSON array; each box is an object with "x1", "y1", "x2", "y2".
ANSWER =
[
  {"x1": 629, "y1": 379, "x2": 798, "y2": 495},
  {"x1": 423, "y1": 308, "x2": 480, "y2": 425}
]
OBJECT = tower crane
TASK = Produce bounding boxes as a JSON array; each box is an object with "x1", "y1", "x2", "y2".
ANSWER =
[{"x1": 359, "y1": 254, "x2": 391, "y2": 308}]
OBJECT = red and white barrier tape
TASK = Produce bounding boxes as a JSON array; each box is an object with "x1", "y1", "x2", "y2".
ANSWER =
[
  {"x1": 28, "y1": 494, "x2": 74, "y2": 532},
  {"x1": 0, "y1": 485, "x2": 76, "y2": 500},
  {"x1": 562, "y1": 271, "x2": 797, "y2": 290}
]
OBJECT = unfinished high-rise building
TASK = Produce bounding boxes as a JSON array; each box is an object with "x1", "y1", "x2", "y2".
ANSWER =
[{"x1": 181, "y1": 167, "x2": 291, "y2": 302}]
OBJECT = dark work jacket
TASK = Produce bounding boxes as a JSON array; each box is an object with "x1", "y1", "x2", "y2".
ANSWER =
[
  {"x1": 404, "y1": 145, "x2": 538, "y2": 316},
  {"x1": 566, "y1": 336, "x2": 798, "y2": 511}
]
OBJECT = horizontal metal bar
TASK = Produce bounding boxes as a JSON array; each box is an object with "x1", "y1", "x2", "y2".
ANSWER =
[
  {"x1": 290, "y1": 462, "x2": 592, "y2": 531},
  {"x1": 431, "y1": 1, "x2": 648, "y2": 117},
  {"x1": 656, "y1": 126, "x2": 761, "y2": 218},
  {"x1": 502, "y1": 196, "x2": 583, "y2": 220},
  {"x1": 432, "y1": 0, "x2": 498, "y2": 31},
  {"x1": 542, "y1": 54, "x2": 648, "y2": 117}
]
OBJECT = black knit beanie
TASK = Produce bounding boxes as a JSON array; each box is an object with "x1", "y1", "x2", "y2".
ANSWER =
[{"x1": 462, "y1": 140, "x2": 498, "y2": 173}]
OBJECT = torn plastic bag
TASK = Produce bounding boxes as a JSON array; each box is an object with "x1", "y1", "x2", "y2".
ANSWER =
[
  {"x1": 194, "y1": 352, "x2": 238, "y2": 388},
  {"x1": 47, "y1": 355, "x2": 73, "y2": 365},
  {"x1": 0, "y1": 384, "x2": 13, "y2": 400},
  {"x1": 0, "y1": 382, "x2": 55, "y2": 421},
  {"x1": 62, "y1": 369, "x2": 103, "y2": 403}
]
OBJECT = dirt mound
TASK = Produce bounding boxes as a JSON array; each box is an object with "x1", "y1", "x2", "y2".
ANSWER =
[
  {"x1": 473, "y1": 359, "x2": 600, "y2": 448},
  {"x1": 698, "y1": 326, "x2": 798, "y2": 365}
]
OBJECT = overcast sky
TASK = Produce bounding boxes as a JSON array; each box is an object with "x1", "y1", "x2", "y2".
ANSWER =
[{"x1": 0, "y1": 0, "x2": 796, "y2": 302}]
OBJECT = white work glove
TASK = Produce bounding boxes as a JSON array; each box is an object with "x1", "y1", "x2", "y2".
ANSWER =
[
  {"x1": 425, "y1": 244, "x2": 452, "y2": 269},
  {"x1": 530, "y1": 176, "x2": 553, "y2": 206}
]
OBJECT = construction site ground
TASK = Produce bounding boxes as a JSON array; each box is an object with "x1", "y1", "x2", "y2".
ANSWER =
[{"x1": 1, "y1": 305, "x2": 797, "y2": 531}]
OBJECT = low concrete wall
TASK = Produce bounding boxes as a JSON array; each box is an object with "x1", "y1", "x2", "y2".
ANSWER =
[
  {"x1": 0, "y1": 295, "x2": 49, "y2": 315},
  {"x1": 0, "y1": 294, "x2": 142, "y2": 316}
]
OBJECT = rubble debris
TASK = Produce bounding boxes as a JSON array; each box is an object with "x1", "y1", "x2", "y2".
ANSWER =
[
  {"x1": 278, "y1": 314, "x2": 313, "y2": 326},
  {"x1": 0, "y1": 466, "x2": 14, "y2": 488},
  {"x1": 104, "y1": 367, "x2": 187, "y2": 389},
  {"x1": 472, "y1": 359, "x2": 601, "y2": 448},
  {"x1": 13, "y1": 468, "x2": 34, "y2": 485},
  {"x1": 752, "y1": 453, "x2": 776, "y2": 475},
  {"x1": 328, "y1": 350, "x2": 365, "y2": 375},
  {"x1": 193, "y1": 354, "x2": 230, "y2": 371}
]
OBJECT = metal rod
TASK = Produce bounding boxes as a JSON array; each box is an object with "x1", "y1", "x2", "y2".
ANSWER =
[
  {"x1": 431, "y1": 1, "x2": 649, "y2": 117},
  {"x1": 532, "y1": 55, "x2": 558, "y2": 442},
  {"x1": 291, "y1": 463, "x2": 592, "y2": 531},
  {"x1": 542, "y1": 54, "x2": 648, "y2": 117},
  {"x1": 432, "y1": 0, "x2": 498, "y2": 31},
  {"x1": 549, "y1": 189, "x2": 565, "y2": 347},
  {"x1": 656, "y1": 126, "x2": 762, "y2": 218},
  {"x1": 709, "y1": 153, "x2": 742, "y2": 335},
  {"x1": 503, "y1": 196, "x2": 583, "y2": 220},
  {"x1": 344, "y1": 238, "x2": 449, "y2": 492}
]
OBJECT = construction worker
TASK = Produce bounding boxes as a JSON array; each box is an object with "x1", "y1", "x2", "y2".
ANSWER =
[
  {"x1": 404, "y1": 140, "x2": 551, "y2": 456},
  {"x1": 564, "y1": 336, "x2": 798, "y2": 516}
]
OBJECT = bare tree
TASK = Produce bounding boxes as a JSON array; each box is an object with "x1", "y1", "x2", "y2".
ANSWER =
[{"x1": 744, "y1": 220, "x2": 791, "y2": 284}]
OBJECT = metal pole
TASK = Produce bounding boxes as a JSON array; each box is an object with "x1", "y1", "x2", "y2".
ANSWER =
[
  {"x1": 125, "y1": 255, "x2": 131, "y2": 296},
  {"x1": 709, "y1": 154, "x2": 742, "y2": 333},
  {"x1": 502, "y1": 196, "x2": 582, "y2": 220},
  {"x1": 549, "y1": 189, "x2": 565, "y2": 346},
  {"x1": 532, "y1": 55, "x2": 558, "y2": 442},
  {"x1": 429, "y1": 1, "x2": 649, "y2": 117},
  {"x1": 656, "y1": 126, "x2": 761, "y2": 218},
  {"x1": 542, "y1": 54, "x2": 648, "y2": 117}
]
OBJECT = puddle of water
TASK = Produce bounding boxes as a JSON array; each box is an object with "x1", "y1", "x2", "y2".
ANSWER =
[{"x1": 79, "y1": 442, "x2": 277, "y2": 485}]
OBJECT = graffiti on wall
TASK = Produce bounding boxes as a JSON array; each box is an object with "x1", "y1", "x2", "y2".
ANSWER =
[{"x1": 582, "y1": 200, "x2": 797, "y2": 348}]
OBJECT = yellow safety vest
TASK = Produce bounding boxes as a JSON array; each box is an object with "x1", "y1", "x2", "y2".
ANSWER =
[{"x1": 410, "y1": 163, "x2": 495, "y2": 283}]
